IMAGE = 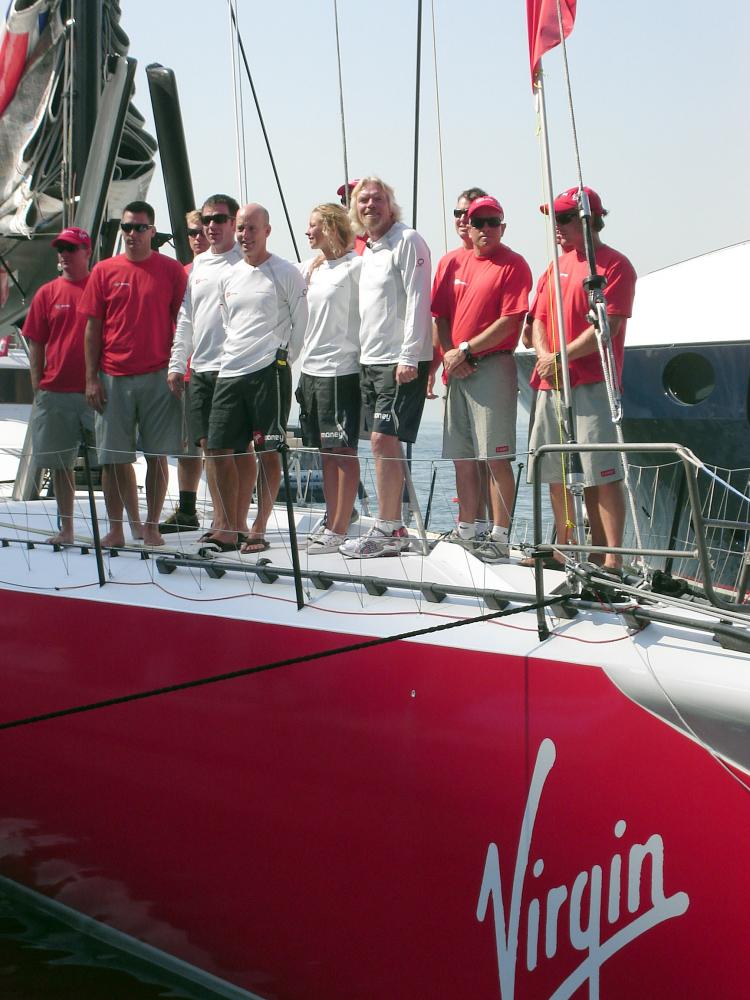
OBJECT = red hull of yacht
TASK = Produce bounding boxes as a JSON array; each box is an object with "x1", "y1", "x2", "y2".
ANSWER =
[{"x1": 0, "y1": 589, "x2": 748, "y2": 999}]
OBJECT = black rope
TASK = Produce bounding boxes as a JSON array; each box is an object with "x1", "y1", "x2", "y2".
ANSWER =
[
  {"x1": 226, "y1": 1, "x2": 300, "y2": 262},
  {"x1": 0, "y1": 597, "x2": 563, "y2": 732}
]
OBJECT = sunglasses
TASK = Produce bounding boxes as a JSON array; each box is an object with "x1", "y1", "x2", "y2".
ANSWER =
[
  {"x1": 554, "y1": 211, "x2": 578, "y2": 225},
  {"x1": 470, "y1": 216, "x2": 503, "y2": 229},
  {"x1": 120, "y1": 222, "x2": 151, "y2": 234},
  {"x1": 201, "y1": 213, "x2": 234, "y2": 226},
  {"x1": 187, "y1": 228, "x2": 204, "y2": 238},
  {"x1": 453, "y1": 208, "x2": 467, "y2": 219},
  {"x1": 55, "y1": 242, "x2": 82, "y2": 253}
]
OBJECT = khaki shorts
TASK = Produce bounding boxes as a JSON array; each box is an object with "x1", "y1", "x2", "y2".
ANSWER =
[
  {"x1": 528, "y1": 381, "x2": 623, "y2": 486},
  {"x1": 443, "y1": 352, "x2": 517, "y2": 460},
  {"x1": 96, "y1": 368, "x2": 183, "y2": 464},
  {"x1": 31, "y1": 390, "x2": 94, "y2": 470}
]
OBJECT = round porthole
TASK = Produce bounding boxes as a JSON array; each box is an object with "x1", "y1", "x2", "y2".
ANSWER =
[{"x1": 662, "y1": 353, "x2": 715, "y2": 405}]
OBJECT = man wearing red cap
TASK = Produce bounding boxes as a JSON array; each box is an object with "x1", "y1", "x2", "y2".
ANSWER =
[
  {"x1": 432, "y1": 195, "x2": 532, "y2": 562},
  {"x1": 527, "y1": 186, "x2": 637, "y2": 569},
  {"x1": 81, "y1": 201, "x2": 188, "y2": 548},
  {"x1": 23, "y1": 226, "x2": 93, "y2": 544}
]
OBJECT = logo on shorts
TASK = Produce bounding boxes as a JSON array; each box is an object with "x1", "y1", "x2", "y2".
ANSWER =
[
  {"x1": 601, "y1": 468, "x2": 616, "y2": 477},
  {"x1": 253, "y1": 431, "x2": 265, "y2": 448},
  {"x1": 495, "y1": 445, "x2": 510, "y2": 454},
  {"x1": 374, "y1": 412, "x2": 392, "y2": 422},
  {"x1": 320, "y1": 431, "x2": 339, "y2": 439}
]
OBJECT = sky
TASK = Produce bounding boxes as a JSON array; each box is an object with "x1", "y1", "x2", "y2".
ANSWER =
[{"x1": 120, "y1": 0, "x2": 749, "y2": 281}]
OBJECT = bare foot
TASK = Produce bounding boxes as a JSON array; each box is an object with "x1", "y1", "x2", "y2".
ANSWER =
[
  {"x1": 129, "y1": 520, "x2": 145, "y2": 540},
  {"x1": 46, "y1": 530, "x2": 74, "y2": 546},
  {"x1": 142, "y1": 524, "x2": 165, "y2": 547},
  {"x1": 100, "y1": 529, "x2": 126, "y2": 548}
]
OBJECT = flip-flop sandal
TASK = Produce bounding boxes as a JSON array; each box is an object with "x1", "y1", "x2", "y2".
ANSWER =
[
  {"x1": 240, "y1": 537, "x2": 270, "y2": 554},
  {"x1": 198, "y1": 538, "x2": 241, "y2": 555}
]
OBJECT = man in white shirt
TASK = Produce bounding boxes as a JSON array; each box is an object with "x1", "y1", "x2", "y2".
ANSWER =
[
  {"x1": 204, "y1": 203, "x2": 308, "y2": 554},
  {"x1": 339, "y1": 177, "x2": 433, "y2": 559},
  {"x1": 167, "y1": 195, "x2": 244, "y2": 536}
]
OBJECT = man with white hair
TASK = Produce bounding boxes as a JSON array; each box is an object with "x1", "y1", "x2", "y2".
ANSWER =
[{"x1": 340, "y1": 177, "x2": 433, "y2": 559}]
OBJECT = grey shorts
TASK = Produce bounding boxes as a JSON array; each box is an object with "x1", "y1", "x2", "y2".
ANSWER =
[
  {"x1": 96, "y1": 368, "x2": 183, "y2": 464},
  {"x1": 443, "y1": 352, "x2": 517, "y2": 460},
  {"x1": 31, "y1": 390, "x2": 94, "y2": 470},
  {"x1": 528, "y1": 381, "x2": 624, "y2": 486}
]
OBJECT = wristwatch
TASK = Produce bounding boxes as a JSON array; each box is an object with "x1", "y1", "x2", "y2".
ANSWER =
[{"x1": 458, "y1": 341, "x2": 471, "y2": 355}]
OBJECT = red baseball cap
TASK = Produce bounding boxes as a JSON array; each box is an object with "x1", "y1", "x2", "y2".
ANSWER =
[
  {"x1": 540, "y1": 186, "x2": 604, "y2": 217},
  {"x1": 336, "y1": 179, "x2": 360, "y2": 198},
  {"x1": 467, "y1": 195, "x2": 504, "y2": 220},
  {"x1": 51, "y1": 226, "x2": 91, "y2": 249}
]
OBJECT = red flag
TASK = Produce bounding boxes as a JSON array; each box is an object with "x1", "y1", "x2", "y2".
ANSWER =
[{"x1": 527, "y1": 0, "x2": 577, "y2": 85}]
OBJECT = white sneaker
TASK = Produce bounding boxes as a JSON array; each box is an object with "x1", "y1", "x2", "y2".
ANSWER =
[
  {"x1": 306, "y1": 514, "x2": 328, "y2": 545},
  {"x1": 443, "y1": 529, "x2": 478, "y2": 552},
  {"x1": 474, "y1": 539, "x2": 510, "y2": 563},
  {"x1": 307, "y1": 529, "x2": 346, "y2": 555},
  {"x1": 339, "y1": 525, "x2": 410, "y2": 559}
]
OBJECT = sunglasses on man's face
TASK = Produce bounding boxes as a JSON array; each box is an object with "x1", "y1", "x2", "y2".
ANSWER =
[
  {"x1": 120, "y1": 222, "x2": 151, "y2": 234},
  {"x1": 470, "y1": 216, "x2": 503, "y2": 229},
  {"x1": 55, "y1": 242, "x2": 81, "y2": 253},
  {"x1": 554, "y1": 211, "x2": 578, "y2": 225},
  {"x1": 453, "y1": 208, "x2": 467, "y2": 219},
  {"x1": 187, "y1": 228, "x2": 203, "y2": 238},
  {"x1": 201, "y1": 213, "x2": 234, "y2": 226}
]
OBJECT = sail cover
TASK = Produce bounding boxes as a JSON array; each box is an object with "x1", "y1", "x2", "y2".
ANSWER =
[{"x1": 0, "y1": 0, "x2": 156, "y2": 239}]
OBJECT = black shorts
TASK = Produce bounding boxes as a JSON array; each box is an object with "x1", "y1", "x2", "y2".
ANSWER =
[
  {"x1": 188, "y1": 369, "x2": 219, "y2": 447},
  {"x1": 207, "y1": 360, "x2": 291, "y2": 453},
  {"x1": 360, "y1": 361, "x2": 429, "y2": 444},
  {"x1": 296, "y1": 372, "x2": 361, "y2": 450}
]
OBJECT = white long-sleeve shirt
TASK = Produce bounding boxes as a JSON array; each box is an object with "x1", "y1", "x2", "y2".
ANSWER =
[
  {"x1": 169, "y1": 245, "x2": 242, "y2": 375},
  {"x1": 217, "y1": 254, "x2": 308, "y2": 377},
  {"x1": 358, "y1": 221, "x2": 433, "y2": 367},
  {"x1": 299, "y1": 252, "x2": 361, "y2": 376}
]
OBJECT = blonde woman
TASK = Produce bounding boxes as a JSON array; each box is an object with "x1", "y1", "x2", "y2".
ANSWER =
[{"x1": 297, "y1": 203, "x2": 362, "y2": 553}]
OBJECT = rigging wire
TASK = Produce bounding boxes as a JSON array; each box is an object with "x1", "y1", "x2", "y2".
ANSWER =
[
  {"x1": 332, "y1": 0, "x2": 350, "y2": 207},
  {"x1": 553, "y1": 0, "x2": 644, "y2": 555},
  {"x1": 429, "y1": 0, "x2": 447, "y2": 254},
  {"x1": 227, "y1": 0, "x2": 248, "y2": 202},
  {"x1": 412, "y1": 0, "x2": 423, "y2": 229},
  {"x1": 226, "y1": 0, "x2": 300, "y2": 261}
]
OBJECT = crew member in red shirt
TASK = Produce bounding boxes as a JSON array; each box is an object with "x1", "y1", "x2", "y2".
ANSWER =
[
  {"x1": 528, "y1": 186, "x2": 637, "y2": 569},
  {"x1": 432, "y1": 195, "x2": 531, "y2": 562},
  {"x1": 23, "y1": 226, "x2": 92, "y2": 544},
  {"x1": 81, "y1": 200, "x2": 188, "y2": 547}
]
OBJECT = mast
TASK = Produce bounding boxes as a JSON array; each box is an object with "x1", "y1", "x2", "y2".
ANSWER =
[{"x1": 70, "y1": 0, "x2": 101, "y2": 209}]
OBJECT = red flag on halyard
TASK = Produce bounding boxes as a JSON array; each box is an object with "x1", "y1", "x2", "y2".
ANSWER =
[{"x1": 527, "y1": 0, "x2": 577, "y2": 85}]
